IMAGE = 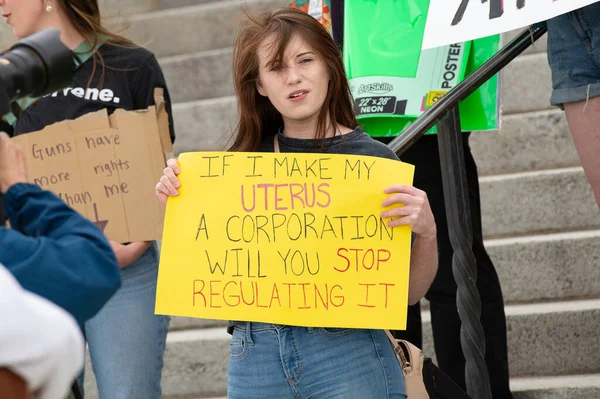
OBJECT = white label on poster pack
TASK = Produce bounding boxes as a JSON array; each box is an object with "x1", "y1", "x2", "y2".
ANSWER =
[{"x1": 349, "y1": 43, "x2": 468, "y2": 118}]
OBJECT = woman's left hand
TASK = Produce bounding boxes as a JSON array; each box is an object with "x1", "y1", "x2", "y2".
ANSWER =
[
  {"x1": 109, "y1": 241, "x2": 152, "y2": 269},
  {"x1": 380, "y1": 185, "x2": 436, "y2": 240}
]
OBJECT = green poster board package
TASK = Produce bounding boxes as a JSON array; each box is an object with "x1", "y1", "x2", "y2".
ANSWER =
[{"x1": 343, "y1": 0, "x2": 500, "y2": 137}]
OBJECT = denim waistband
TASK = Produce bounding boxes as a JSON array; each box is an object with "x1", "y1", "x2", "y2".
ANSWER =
[{"x1": 235, "y1": 322, "x2": 316, "y2": 337}]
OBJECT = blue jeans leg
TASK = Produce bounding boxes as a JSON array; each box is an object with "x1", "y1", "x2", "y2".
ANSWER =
[
  {"x1": 83, "y1": 243, "x2": 170, "y2": 399},
  {"x1": 227, "y1": 323, "x2": 406, "y2": 399}
]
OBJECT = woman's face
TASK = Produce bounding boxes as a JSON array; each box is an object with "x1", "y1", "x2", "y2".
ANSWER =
[
  {"x1": 256, "y1": 33, "x2": 330, "y2": 127},
  {"x1": 0, "y1": 0, "x2": 48, "y2": 38}
]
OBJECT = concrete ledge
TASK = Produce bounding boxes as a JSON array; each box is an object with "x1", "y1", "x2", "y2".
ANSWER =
[
  {"x1": 487, "y1": 230, "x2": 600, "y2": 304},
  {"x1": 170, "y1": 317, "x2": 228, "y2": 331},
  {"x1": 502, "y1": 53, "x2": 553, "y2": 115},
  {"x1": 172, "y1": 97, "x2": 238, "y2": 154},
  {"x1": 480, "y1": 168, "x2": 600, "y2": 238},
  {"x1": 420, "y1": 300, "x2": 600, "y2": 379},
  {"x1": 470, "y1": 110, "x2": 578, "y2": 177},
  {"x1": 161, "y1": 49, "x2": 234, "y2": 104},
  {"x1": 81, "y1": 300, "x2": 600, "y2": 398},
  {"x1": 123, "y1": 0, "x2": 288, "y2": 58}
]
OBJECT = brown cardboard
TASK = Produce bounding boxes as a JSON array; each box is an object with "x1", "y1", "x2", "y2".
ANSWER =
[{"x1": 11, "y1": 89, "x2": 171, "y2": 243}]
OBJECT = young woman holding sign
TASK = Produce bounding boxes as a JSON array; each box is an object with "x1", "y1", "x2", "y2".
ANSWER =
[
  {"x1": 156, "y1": 8, "x2": 437, "y2": 398},
  {"x1": 0, "y1": 0, "x2": 174, "y2": 397}
]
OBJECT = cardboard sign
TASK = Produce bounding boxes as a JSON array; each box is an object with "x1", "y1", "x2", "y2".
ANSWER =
[
  {"x1": 423, "y1": 0, "x2": 600, "y2": 49},
  {"x1": 156, "y1": 152, "x2": 415, "y2": 330},
  {"x1": 11, "y1": 89, "x2": 172, "y2": 243}
]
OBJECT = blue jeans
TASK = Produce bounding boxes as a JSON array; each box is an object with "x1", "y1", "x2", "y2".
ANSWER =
[
  {"x1": 81, "y1": 243, "x2": 170, "y2": 399},
  {"x1": 547, "y1": 2, "x2": 600, "y2": 106},
  {"x1": 228, "y1": 323, "x2": 406, "y2": 399}
]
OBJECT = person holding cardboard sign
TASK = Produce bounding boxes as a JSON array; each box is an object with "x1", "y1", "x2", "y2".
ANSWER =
[
  {"x1": 0, "y1": 131, "x2": 120, "y2": 325},
  {"x1": 0, "y1": 0, "x2": 175, "y2": 398},
  {"x1": 156, "y1": 8, "x2": 438, "y2": 398}
]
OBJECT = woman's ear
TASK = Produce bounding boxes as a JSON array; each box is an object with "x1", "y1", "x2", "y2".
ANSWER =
[{"x1": 256, "y1": 79, "x2": 267, "y2": 97}]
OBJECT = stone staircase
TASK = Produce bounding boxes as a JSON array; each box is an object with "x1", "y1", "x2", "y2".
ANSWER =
[{"x1": 2, "y1": 0, "x2": 600, "y2": 398}]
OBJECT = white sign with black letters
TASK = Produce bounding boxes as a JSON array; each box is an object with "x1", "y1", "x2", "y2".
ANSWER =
[{"x1": 423, "y1": 0, "x2": 600, "y2": 49}]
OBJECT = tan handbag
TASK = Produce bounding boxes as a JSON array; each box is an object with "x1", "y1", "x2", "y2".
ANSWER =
[{"x1": 385, "y1": 330, "x2": 430, "y2": 399}]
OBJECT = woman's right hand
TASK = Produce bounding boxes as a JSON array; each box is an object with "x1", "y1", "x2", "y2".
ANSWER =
[{"x1": 155, "y1": 158, "x2": 181, "y2": 205}]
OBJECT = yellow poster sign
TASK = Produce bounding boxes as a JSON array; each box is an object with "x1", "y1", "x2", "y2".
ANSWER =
[{"x1": 155, "y1": 152, "x2": 415, "y2": 330}]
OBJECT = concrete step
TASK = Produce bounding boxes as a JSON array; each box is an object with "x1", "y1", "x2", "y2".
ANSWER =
[
  {"x1": 480, "y1": 167, "x2": 600, "y2": 238},
  {"x1": 82, "y1": 328, "x2": 230, "y2": 399},
  {"x1": 511, "y1": 374, "x2": 600, "y2": 399},
  {"x1": 171, "y1": 97, "x2": 238, "y2": 154},
  {"x1": 81, "y1": 299, "x2": 600, "y2": 398},
  {"x1": 170, "y1": 316, "x2": 228, "y2": 331},
  {"x1": 156, "y1": 0, "x2": 221, "y2": 10},
  {"x1": 161, "y1": 329, "x2": 230, "y2": 398},
  {"x1": 101, "y1": 0, "x2": 222, "y2": 15},
  {"x1": 502, "y1": 52, "x2": 553, "y2": 115},
  {"x1": 470, "y1": 110, "x2": 578, "y2": 177},
  {"x1": 161, "y1": 49, "x2": 234, "y2": 105},
  {"x1": 420, "y1": 299, "x2": 600, "y2": 378},
  {"x1": 486, "y1": 230, "x2": 600, "y2": 304},
  {"x1": 123, "y1": 0, "x2": 288, "y2": 58},
  {"x1": 99, "y1": 0, "x2": 155, "y2": 15}
]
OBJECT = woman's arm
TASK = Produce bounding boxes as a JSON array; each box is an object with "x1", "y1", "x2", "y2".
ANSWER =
[{"x1": 407, "y1": 235, "x2": 438, "y2": 305}]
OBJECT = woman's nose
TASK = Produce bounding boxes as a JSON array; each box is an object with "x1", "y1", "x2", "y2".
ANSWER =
[{"x1": 286, "y1": 67, "x2": 301, "y2": 85}]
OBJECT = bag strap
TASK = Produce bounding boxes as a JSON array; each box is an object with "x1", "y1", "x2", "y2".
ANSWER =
[{"x1": 385, "y1": 330, "x2": 410, "y2": 372}]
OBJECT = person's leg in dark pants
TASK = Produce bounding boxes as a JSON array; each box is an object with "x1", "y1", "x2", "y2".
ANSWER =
[{"x1": 382, "y1": 133, "x2": 512, "y2": 399}]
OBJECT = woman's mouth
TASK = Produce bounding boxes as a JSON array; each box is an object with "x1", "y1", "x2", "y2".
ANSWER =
[{"x1": 288, "y1": 90, "x2": 309, "y2": 102}]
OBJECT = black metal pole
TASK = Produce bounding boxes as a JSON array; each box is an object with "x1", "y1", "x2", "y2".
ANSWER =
[
  {"x1": 437, "y1": 107, "x2": 491, "y2": 399},
  {"x1": 387, "y1": 24, "x2": 547, "y2": 156}
]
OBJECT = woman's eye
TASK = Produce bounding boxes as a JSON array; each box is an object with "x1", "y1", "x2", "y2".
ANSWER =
[
  {"x1": 300, "y1": 58, "x2": 313, "y2": 64},
  {"x1": 270, "y1": 65, "x2": 282, "y2": 72}
]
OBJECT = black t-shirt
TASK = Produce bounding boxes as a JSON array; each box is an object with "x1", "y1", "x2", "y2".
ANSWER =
[
  {"x1": 1, "y1": 44, "x2": 175, "y2": 221},
  {"x1": 260, "y1": 128, "x2": 400, "y2": 161},
  {"x1": 12, "y1": 44, "x2": 175, "y2": 141}
]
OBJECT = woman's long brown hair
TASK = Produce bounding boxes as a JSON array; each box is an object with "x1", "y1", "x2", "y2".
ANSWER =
[
  {"x1": 56, "y1": 0, "x2": 139, "y2": 86},
  {"x1": 229, "y1": 7, "x2": 358, "y2": 152}
]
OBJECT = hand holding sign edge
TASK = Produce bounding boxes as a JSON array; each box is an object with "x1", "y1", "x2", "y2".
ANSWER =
[
  {"x1": 0, "y1": 132, "x2": 28, "y2": 194},
  {"x1": 156, "y1": 157, "x2": 181, "y2": 205},
  {"x1": 380, "y1": 184, "x2": 436, "y2": 240}
]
